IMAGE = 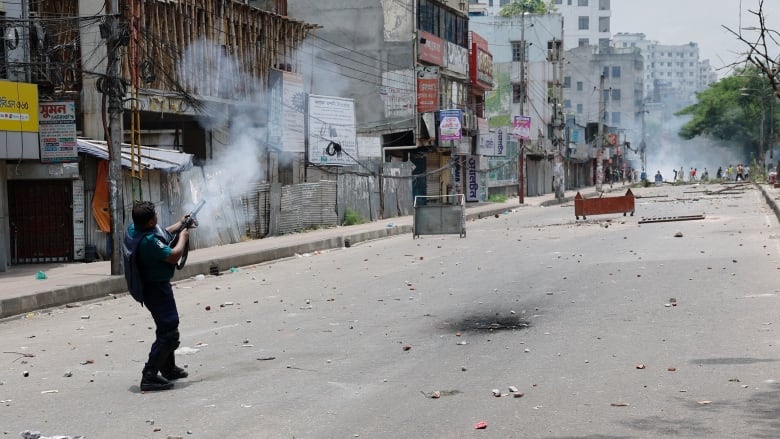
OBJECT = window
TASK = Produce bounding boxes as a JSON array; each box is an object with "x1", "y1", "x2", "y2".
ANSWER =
[
  {"x1": 511, "y1": 42, "x2": 523, "y2": 62},
  {"x1": 611, "y1": 112, "x2": 621, "y2": 124},
  {"x1": 577, "y1": 103, "x2": 583, "y2": 114},
  {"x1": 417, "y1": 0, "x2": 469, "y2": 47},
  {"x1": 568, "y1": 0, "x2": 572, "y2": 4},
  {"x1": 611, "y1": 89, "x2": 621, "y2": 101},
  {"x1": 578, "y1": 0, "x2": 588, "y2": 6},
  {"x1": 500, "y1": 0, "x2": 510, "y2": 5},
  {"x1": 564, "y1": 99, "x2": 572, "y2": 108},
  {"x1": 512, "y1": 84, "x2": 525, "y2": 104},
  {"x1": 554, "y1": 0, "x2": 563, "y2": 3},
  {"x1": 578, "y1": 38, "x2": 589, "y2": 47},
  {"x1": 599, "y1": 17, "x2": 609, "y2": 33},
  {"x1": 602, "y1": 66, "x2": 609, "y2": 78},
  {"x1": 599, "y1": 0, "x2": 610, "y2": 10},
  {"x1": 577, "y1": 81, "x2": 583, "y2": 91},
  {"x1": 611, "y1": 66, "x2": 621, "y2": 78},
  {"x1": 563, "y1": 76, "x2": 571, "y2": 88},
  {"x1": 578, "y1": 16, "x2": 589, "y2": 30}
]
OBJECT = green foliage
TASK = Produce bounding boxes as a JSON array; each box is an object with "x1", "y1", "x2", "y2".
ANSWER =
[
  {"x1": 488, "y1": 194, "x2": 508, "y2": 203},
  {"x1": 499, "y1": 0, "x2": 552, "y2": 16},
  {"x1": 342, "y1": 208, "x2": 366, "y2": 226},
  {"x1": 676, "y1": 67, "x2": 778, "y2": 158},
  {"x1": 489, "y1": 115, "x2": 511, "y2": 128}
]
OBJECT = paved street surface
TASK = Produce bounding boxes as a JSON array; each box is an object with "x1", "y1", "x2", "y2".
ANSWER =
[{"x1": 3, "y1": 182, "x2": 780, "y2": 438}]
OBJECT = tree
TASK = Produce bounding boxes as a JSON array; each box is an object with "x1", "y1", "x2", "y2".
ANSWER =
[
  {"x1": 499, "y1": 0, "x2": 552, "y2": 16},
  {"x1": 676, "y1": 67, "x2": 778, "y2": 160},
  {"x1": 723, "y1": 0, "x2": 780, "y2": 98}
]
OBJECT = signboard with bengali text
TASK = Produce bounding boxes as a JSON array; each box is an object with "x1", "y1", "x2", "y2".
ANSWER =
[
  {"x1": 39, "y1": 101, "x2": 77, "y2": 163},
  {"x1": 0, "y1": 81, "x2": 38, "y2": 132}
]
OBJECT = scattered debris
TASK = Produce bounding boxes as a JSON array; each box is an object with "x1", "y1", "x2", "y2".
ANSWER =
[
  {"x1": 635, "y1": 364, "x2": 646, "y2": 369},
  {"x1": 611, "y1": 402, "x2": 630, "y2": 407},
  {"x1": 257, "y1": 356, "x2": 276, "y2": 361},
  {"x1": 639, "y1": 215, "x2": 705, "y2": 224},
  {"x1": 474, "y1": 421, "x2": 487, "y2": 429},
  {"x1": 20, "y1": 432, "x2": 84, "y2": 439},
  {"x1": 35, "y1": 271, "x2": 47, "y2": 280}
]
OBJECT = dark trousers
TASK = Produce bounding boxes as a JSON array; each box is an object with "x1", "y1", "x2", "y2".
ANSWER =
[{"x1": 143, "y1": 281, "x2": 180, "y2": 374}]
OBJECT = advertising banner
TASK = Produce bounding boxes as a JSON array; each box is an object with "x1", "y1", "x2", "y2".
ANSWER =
[
  {"x1": 0, "y1": 81, "x2": 38, "y2": 132},
  {"x1": 268, "y1": 69, "x2": 305, "y2": 153},
  {"x1": 512, "y1": 115, "x2": 531, "y2": 140},
  {"x1": 308, "y1": 95, "x2": 357, "y2": 166},
  {"x1": 382, "y1": 69, "x2": 415, "y2": 118},
  {"x1": 39, "y1": 101, "x2": 77, "y2": 163},
  {"x1": 416, "y1": 66, "x2": 439, "y2": 113},
  {"x1": 445, "y1": 42, "x2": 468, "y2": 76},
  {"x1": 439, "y1": 109, "x2": 462, "y2": 141},
  {"x1": 494, "y1": 127, "x2": 507, "y2": 156},
  {"x1": 466, "y1": 155, "x2": 480, "y2": 202},
  {"x1": 418, "y1": 31, "x2": 444, "y2": 66}
]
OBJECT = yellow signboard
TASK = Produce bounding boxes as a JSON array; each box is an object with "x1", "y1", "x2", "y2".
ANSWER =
[{"x1": 0, "y1": 81, "x2": 38, "y2": 132}]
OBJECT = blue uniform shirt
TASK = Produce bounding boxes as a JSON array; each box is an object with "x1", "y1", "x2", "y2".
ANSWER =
[{"x1": 127, "y1": 224, "x2": 175, "y2": 282}]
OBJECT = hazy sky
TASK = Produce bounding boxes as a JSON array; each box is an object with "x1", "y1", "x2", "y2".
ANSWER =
[{"x1": 610, "y1": 0, "x2": 780, "y2": 76}]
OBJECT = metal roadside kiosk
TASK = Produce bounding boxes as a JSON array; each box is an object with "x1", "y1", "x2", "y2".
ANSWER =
[{"x1": 412, "y1": 194, "x2": 466, "y2": 238}]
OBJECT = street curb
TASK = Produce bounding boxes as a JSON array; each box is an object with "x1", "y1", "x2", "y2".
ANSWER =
[{"x1": 756, "y1": 183, "x2": 780, "y2": 222}]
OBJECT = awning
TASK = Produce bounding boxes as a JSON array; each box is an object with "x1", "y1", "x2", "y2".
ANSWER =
[{"x1": 77, "y1": 138, "x2": 194, "y2": 173}]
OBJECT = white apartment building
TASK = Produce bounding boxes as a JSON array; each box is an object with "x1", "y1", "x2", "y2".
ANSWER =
[
  {"x1": 469, "y1": 0, "x2": 611, "y2": 51},
  {"x1": 613, "y1": 32, "x2": 715, "y2": 106}
]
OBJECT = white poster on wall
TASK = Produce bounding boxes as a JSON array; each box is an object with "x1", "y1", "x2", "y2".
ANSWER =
[
  {"x1": 268, "y1": 69, "x2": 305, "y2": 153},
  {"x1": 307, "y1": 95, "x2": 357, "y2": 166},
  {"x1": 72, "y1": 179, "x2": 85, "y2": 261},
  {"x1": 357, "y1": 136, "x2": 382, "y2": 158}
]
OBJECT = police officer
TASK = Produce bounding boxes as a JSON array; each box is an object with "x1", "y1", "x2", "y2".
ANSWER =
[{"x1": 127, "y1": 201, "x2": 193, "y2": 391}]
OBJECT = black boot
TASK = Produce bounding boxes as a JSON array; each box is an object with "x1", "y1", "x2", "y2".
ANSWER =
[
  {"x1": 160, "y1": 353, "x2": 188, "y2": 381},
  {"x1": 140, "y1": 370, "x2": 173, "y2": 391}
]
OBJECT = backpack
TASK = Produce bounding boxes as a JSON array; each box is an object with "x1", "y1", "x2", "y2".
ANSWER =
[{"x1": 123, "y1": 230, "x2": 152, "y2": 305}]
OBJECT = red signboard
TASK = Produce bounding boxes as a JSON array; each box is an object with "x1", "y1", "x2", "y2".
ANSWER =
[
  {"x1": 470, "y1": 32, "x2": 493, "y2": 90},
  {"x1": 417, "y1": 77, "x2": 439, "y2": 113},
  {"x1": 418, "y1": 31, "x2": 444, "y2": 66},
  {"x1": 417, "y1": 66, "x2": 439, "y2": 113}
]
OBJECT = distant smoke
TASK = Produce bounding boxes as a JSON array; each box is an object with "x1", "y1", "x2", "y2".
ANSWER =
[
  {"x1": 646, "y1": 114, "x2": 745, "y2": 181},
  {"x1": 177, "y1": 38, "x2": 271, "y2": 244}
]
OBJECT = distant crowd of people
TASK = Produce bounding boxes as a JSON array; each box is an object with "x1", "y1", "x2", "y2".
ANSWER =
[{"x1": 640, "y1": 163, "x2": 751, "y2": 186}]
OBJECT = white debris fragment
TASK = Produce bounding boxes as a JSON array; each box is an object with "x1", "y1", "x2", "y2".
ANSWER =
[{"x1": 174, "y1": 346, "x2": 200, "y2": 355}]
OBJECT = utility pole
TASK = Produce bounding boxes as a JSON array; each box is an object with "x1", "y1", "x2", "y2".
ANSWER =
[
  {"x1": 517, "y1": 10, "x2": 526, "y2": 204},
  {"x1": 596, "y1": 74, "x2": 605, "y2": 192},
  {"x1": 550, "y1": 33, "x2": 564, "y2": 199},
  {"x1": 105, "y1": 0, "x2": 125, "y2": 275}
]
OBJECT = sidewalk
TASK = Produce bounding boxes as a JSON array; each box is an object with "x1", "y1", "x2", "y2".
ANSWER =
[{"x1": 0, "y1": 186, "x2": 608, "y2": 319}]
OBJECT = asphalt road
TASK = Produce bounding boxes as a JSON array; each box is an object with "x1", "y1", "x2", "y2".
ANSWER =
[{"x1": 3, "y1": 182, "x2": 780, "y2": 438}]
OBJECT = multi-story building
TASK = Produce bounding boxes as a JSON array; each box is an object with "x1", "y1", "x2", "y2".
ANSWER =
[
  {"x1": 289, "y1": 0, "x2": 494, "y2": 205},
  {"x1": 612, "y1": 33, "x2": 715, "y2": 109},
  {"x1": 469, "y1": 0, "x2": 611, "y2": 50},
  {"x1": 564, "y1": 45, "x2": 644, "y2": 171},
  {"x1": 470, "y1": 13, "x2": 569, "y2": 196},
  {"x1": 0, "y1": 0, "x2": 314, "y2": 271}
]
